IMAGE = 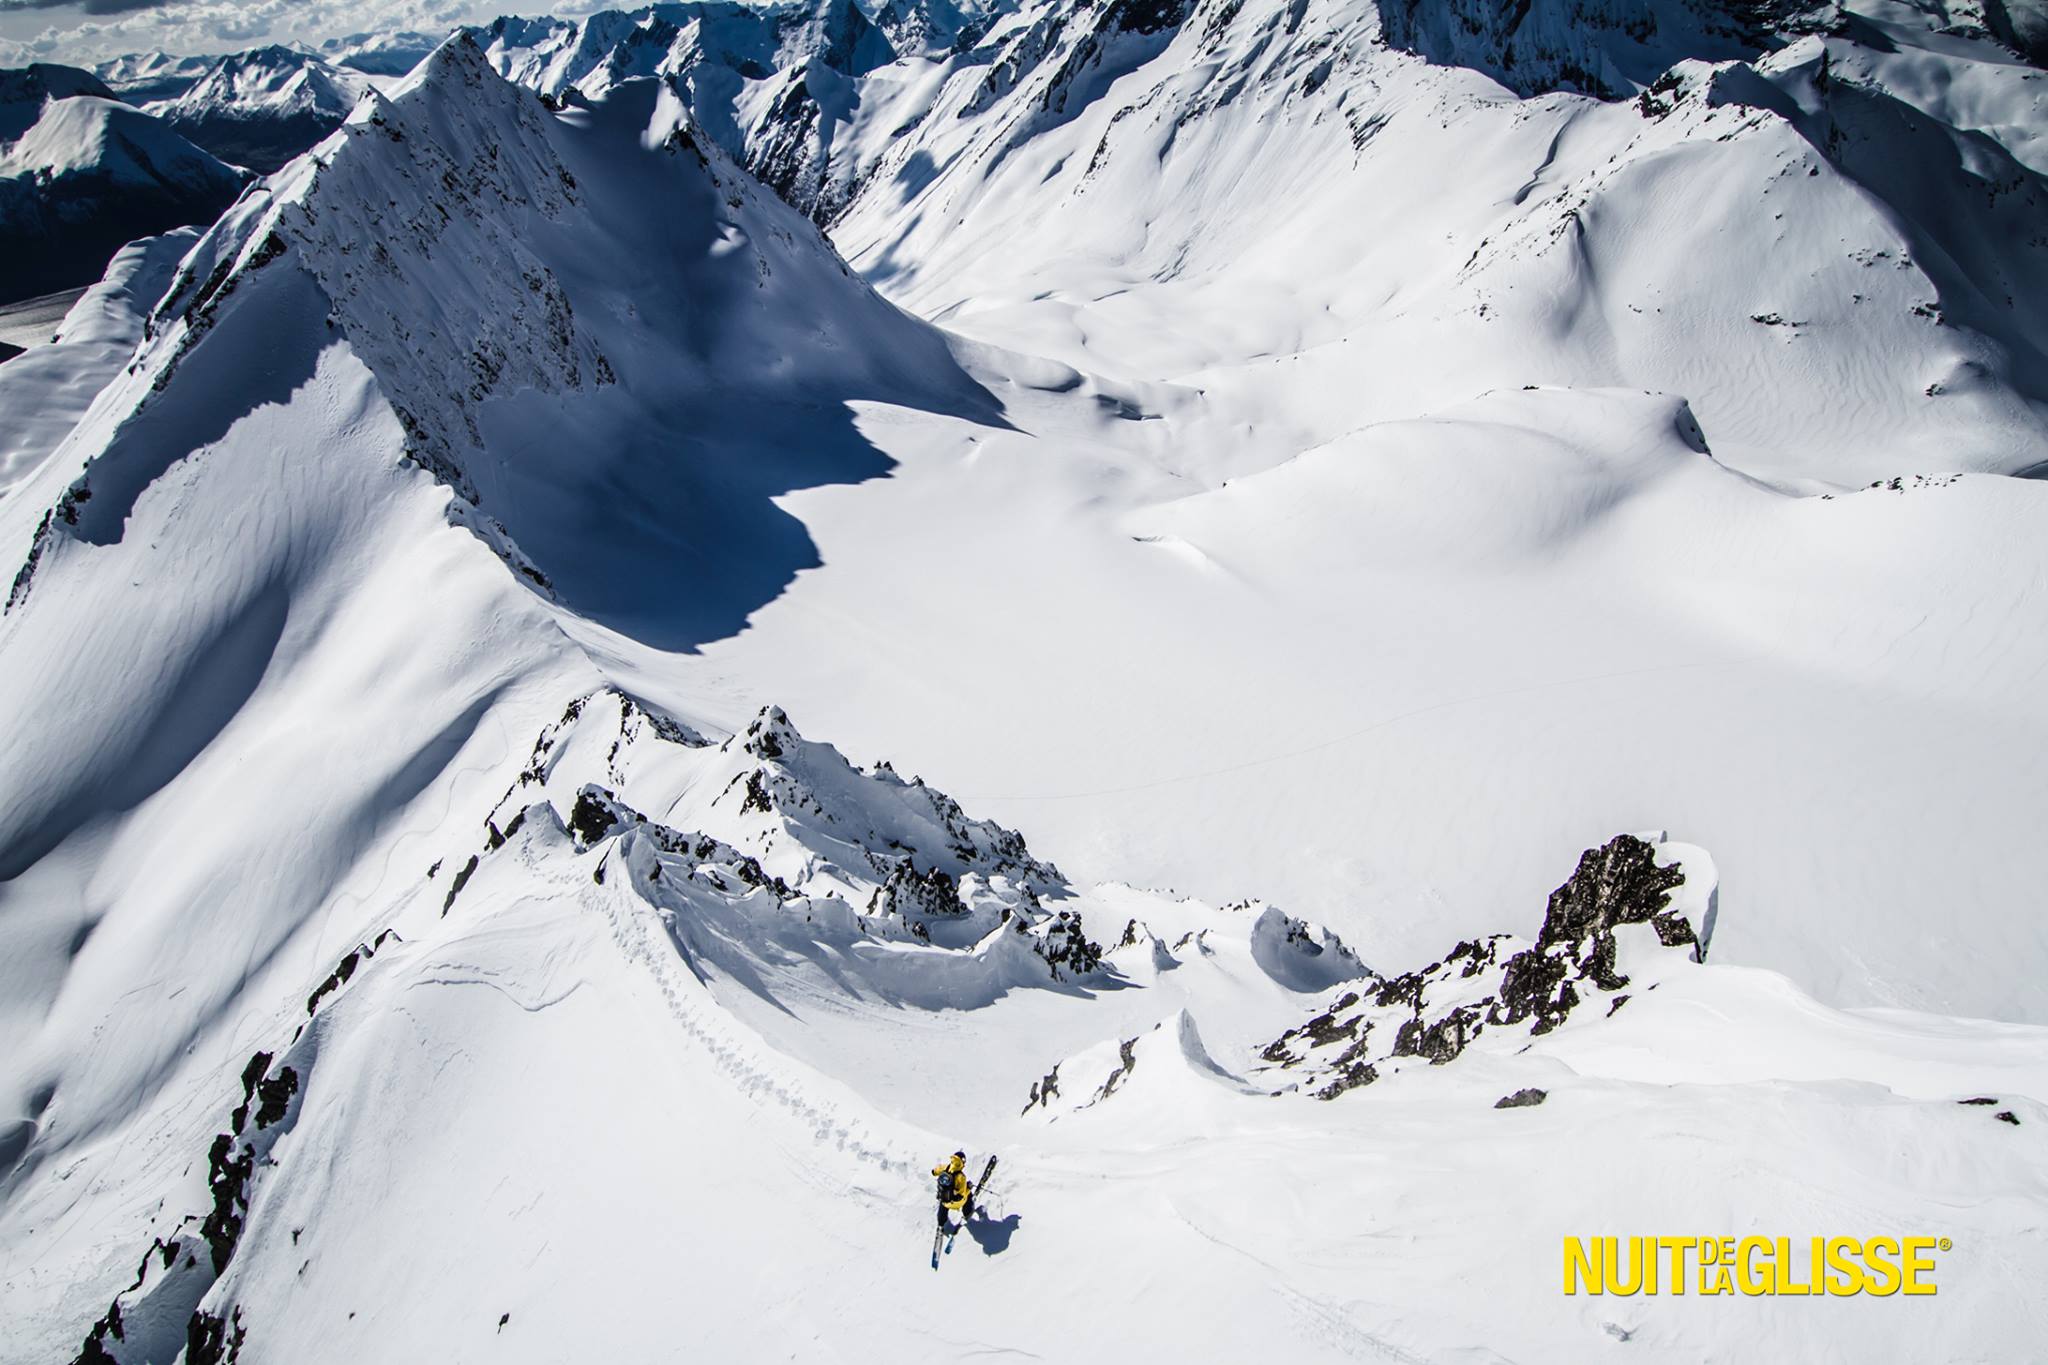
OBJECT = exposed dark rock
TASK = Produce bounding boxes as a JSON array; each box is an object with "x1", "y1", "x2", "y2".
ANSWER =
[
  {"x1": 568, "y1": 790, "x2": 619, "y2": 846},
  {"x1": 743, "y1": 708, "x2": 790, "y2": 759},
  {"x1": 1578, "y1": 929, "x2": 1629, "y2": 992},
  {"x1": 1313, "y1": 1062, "x2": 1378, "y2": 1100},
  {"x1": 69, "y1": 1046, "x2": 306, "y2": 1363},
  {"x1": 229, "y1": 1051, "x2": 271, "y2": 1133},
  {"x1": 1652, "y1": 911, "x2": 1698, "y2": 952},
  {"x1": 1444, "y1": 937, "x2": 1500, "y2": 978},
  {"x1": 1091, "y1": 1038, "x2": 1139, "y2": 1102},
  {"x1": 254, "y1": 1068, "x2": 298, "y2": 1129},
  {"x1": 1539, "y1": 834, "x2": 1686, "y2": 947},
  {"x1": 186, "y1": 1307, "x2": 246, "y2": 1365},
  {"x1": 308, "y1": 950, "x2": 364, "y2": 1014},
  {"x1": 1023, "y1": 1065, "x2": 1061, "y2": 1114},
  {"x1": 1037, "y1": 908, "x2": 1103, "y2": 979},
  {"x1": 201, "y1": 1134, "x2": 254, "y2": 1274},
  {"x1": 1374, "y1": 970, "x2": 1425, "y2": 1010},
  {"x1": 1392, "y1": 1006, "x2": 1480, "y2": 1064},
  {"x1": 1263, "y1": 835, "x2": 1702, "y2": 1098},
  {"x1": 868, "y1": 861, "x2": 967, "y2": 922},
  {"x1": 1996, "y1": 1111, "x2": 2021, "y2": 1125},
  {"x1": 305, "y1": 929, "x2": 397, "y2": 1016},
  {"x1": 1495, "y1": 1087, "x2": 1548, "y2": 1109},
  {"x1": 6, "y1": 508, "x2": 55, "y2": 612},
  {"x1": 1260, "y1": 1032, "x2": 1299, "y2": 1065},
  {"x1": 1492, "y1": 944, "x2": 1575, "y2": 1032},
  {"x1": 1300, "y1": 993, "x2": 1362, "y2": 1046},
  {"x1": 441, "y1": 854, "x2": 479, "y2": 913}
]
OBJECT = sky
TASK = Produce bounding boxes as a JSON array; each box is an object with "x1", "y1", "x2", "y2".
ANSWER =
[{"x1": 0, "y1": 0, "x2": 588, "y2": 65}]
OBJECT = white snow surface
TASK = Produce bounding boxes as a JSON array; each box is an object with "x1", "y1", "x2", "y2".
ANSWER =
[{"x1": 1, "y1": 3, "x2": 2046, "y2": 1361}]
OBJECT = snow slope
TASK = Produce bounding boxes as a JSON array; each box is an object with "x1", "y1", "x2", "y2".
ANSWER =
[{"x1": 0, "y1": 4, "x2": 2045, "y2": 1363}]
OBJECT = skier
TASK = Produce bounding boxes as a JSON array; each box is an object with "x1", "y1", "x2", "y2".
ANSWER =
[
  {"x1": 930, "y1": 1151, "x2": 997, "y2": 1268},
  {"x1": 932, "y1": 1150, "x2": 973, "y2": 1232}
]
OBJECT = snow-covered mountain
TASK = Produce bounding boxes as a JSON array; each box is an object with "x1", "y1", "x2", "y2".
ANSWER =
[
  {"x1": 91, "y1": 51, "x2": 215, "y2": 106},
  {"x1": 313, "y1": 29, "x2": 448, "y2": 77},
  {"x1": 3, "y1": 1, "x2": 2047, "y2": 1360},
  {"x1": 0, "y1": 62, "x2": 117, "y2": 139},
  {"x1": 475, "y1": 0, "x2": 1002, "y2": 220},
  {"x1": 452, "y1": 0, "x2": 2048, "y2": 1014},
  {"x1": 148, "y1": 46, "x2": 374, "y2": 172},
  {"x1": 0, "y1": 67, "x2": 245, "y2": 304}
]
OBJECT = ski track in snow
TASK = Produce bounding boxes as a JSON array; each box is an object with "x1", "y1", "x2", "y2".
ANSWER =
[{"x1": 592, "y1": 854, "x2": 921, "y2": 1188}]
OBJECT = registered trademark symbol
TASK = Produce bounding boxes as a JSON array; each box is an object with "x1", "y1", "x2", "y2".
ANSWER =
[{"x1": 1938, "y1": 1238, "x2": 1952, "y2": 1252}]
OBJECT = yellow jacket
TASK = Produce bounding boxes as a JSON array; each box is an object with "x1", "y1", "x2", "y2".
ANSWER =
[{"x1": 933, "y1": 1155, "x2": 969, "y2": 1209}]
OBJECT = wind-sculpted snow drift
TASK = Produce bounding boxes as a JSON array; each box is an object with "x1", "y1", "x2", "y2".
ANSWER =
[{"x1": 2, "y1": 4, "x2": 2047, "y2": 1362}]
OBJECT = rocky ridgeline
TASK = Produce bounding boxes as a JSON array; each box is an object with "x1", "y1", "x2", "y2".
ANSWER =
[
  {"x1": 480, "y1": 0, "x2": 913, "y2": 223},
  {"x1": 479, "y1": 0, "x2": 1202, "y2": 225},
  {"x1": 67, "y1": 929, "x2": 395, "y2": 1365},
  {"x1": 1259, "y1": 834, "x2": 1706, "y2": 1100},
  {"x1": 440, "y1": 689, "x2": 1099, "y2": 979},
  {"x1": 716, "y1": 705, "x2": 1065, "y2": 898}
]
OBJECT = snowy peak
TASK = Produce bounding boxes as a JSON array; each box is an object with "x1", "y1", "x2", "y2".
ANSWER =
[
  {"x1": 11, "y1": 22, "x2": 988, "y2": 652},
  {"x1": 0, "y1": 85, "x2": 243, "y2": 303},
  {"x1": 153, "y1": 45, "x2": 372, "y2": 171},
  {"x1": 0, "y1": 62, "x2": 115, "y2": 140},
  {"x1": 170, "y1": 44, "x2": 366, "y2": 117},
  {"x1": 91, "y1": 50, "x2": 215, "y2": 104},
  {"x1": 0, "y1": 94, "x2": 225, "y2": 186}
]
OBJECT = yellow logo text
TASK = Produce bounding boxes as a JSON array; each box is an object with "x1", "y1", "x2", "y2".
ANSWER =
[{"x1": 1562, "y1": 1236, "x2": 1949, "y2": 1296}]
